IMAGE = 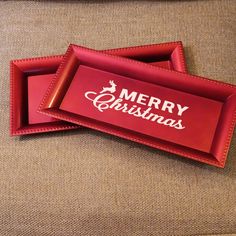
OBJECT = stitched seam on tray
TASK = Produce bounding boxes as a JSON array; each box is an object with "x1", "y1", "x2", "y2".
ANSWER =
[
  {"x1": 13, "y1": 125, "x2": 78, "y2": 135},
  {"x1": 11, "y1": 55, "x2": 63, "y2": 63},
  {"x1": 40, "y1": 109, "x2": 220, "y2": 167},
  {"x1": 176, "y1": 44, "x2": 187, "y2": 73},
  {"x1": 10, "y1": 62, "x2": 14, "y2": 135},
  {"x1": 104, "y1": 41, "x2": 180, "y2": 53},
  {"x1": 73, "y1": 44, "x2": 236, "y2": 89}
]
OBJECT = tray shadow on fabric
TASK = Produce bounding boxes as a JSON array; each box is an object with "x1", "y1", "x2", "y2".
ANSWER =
[
  {"x1": 18, "y1": 126, "x2": 236, "y2": 177},
  {"x1": 82, "y1": 128, "x2": 236, "y2": 176}
]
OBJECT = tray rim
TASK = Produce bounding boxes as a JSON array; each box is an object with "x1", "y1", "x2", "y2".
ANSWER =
[{"x1": 39, "y1": 44, "x2": 236, "y2": 167}]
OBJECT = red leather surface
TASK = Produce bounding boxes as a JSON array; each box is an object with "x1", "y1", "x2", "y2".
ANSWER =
[
  {"x1": 10, "y1": 41, "x2": 187, "y2": 135},
  {"x1": 28, "y1": 75, "x2": 57, "y2": 124},
  {"x1": 40, "y1": 45, "x2": 236, "y2": 167},
  {"x1": 60, "y1": 65, "x2": 222, "y2": 153}
]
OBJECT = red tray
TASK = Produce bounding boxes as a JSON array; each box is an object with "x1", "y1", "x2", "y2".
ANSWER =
[
  {"x1": 40, "y1": 45, "x2": 236, "y2": 167},
  {"x1": 10, "y1": 41, "x2": 187, "y2": 135}
]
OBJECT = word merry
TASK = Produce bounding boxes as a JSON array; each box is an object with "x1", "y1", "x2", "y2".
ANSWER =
[{"x1": 119, "y1": 89, "x2": 189, "y2": 116}]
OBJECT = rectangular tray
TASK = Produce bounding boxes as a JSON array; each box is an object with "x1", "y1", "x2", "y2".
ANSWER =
[
  {"x1": 10, "y1": 41, "x2": 187, "y2": 135},
  {"x1": 39, "y1": 45, "x2": 236, "y2": 167}
]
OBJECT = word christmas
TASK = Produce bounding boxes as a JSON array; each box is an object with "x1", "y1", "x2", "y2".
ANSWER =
[{"x1": 85, "y1": 82, "x2": 189, "y2": 130}]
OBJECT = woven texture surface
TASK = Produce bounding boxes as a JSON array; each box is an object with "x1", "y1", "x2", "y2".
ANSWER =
[{"x1": 1, "y1": 0, "x2": 236, "y2": 235}]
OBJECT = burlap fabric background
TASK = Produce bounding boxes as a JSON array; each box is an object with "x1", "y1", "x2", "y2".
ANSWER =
[{"x1": 0, "y1": 0, "x2": 235, "y2": 235}]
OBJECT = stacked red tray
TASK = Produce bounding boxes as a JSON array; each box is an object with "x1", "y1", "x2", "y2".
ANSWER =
[{"x1": 10, "y1": 41, "x2": 236, "y2": 167}]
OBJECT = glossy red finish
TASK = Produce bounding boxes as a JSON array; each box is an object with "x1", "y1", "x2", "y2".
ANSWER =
[
  {"x1": 28, "y1": 74, "x2": 58, "y2": 124},
  {"x1": 10, "y1": 41, "x2": 187, "y2": 136},
  {"x1": 40, "y1": 45, "x2": 236, "y2": 167}
]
